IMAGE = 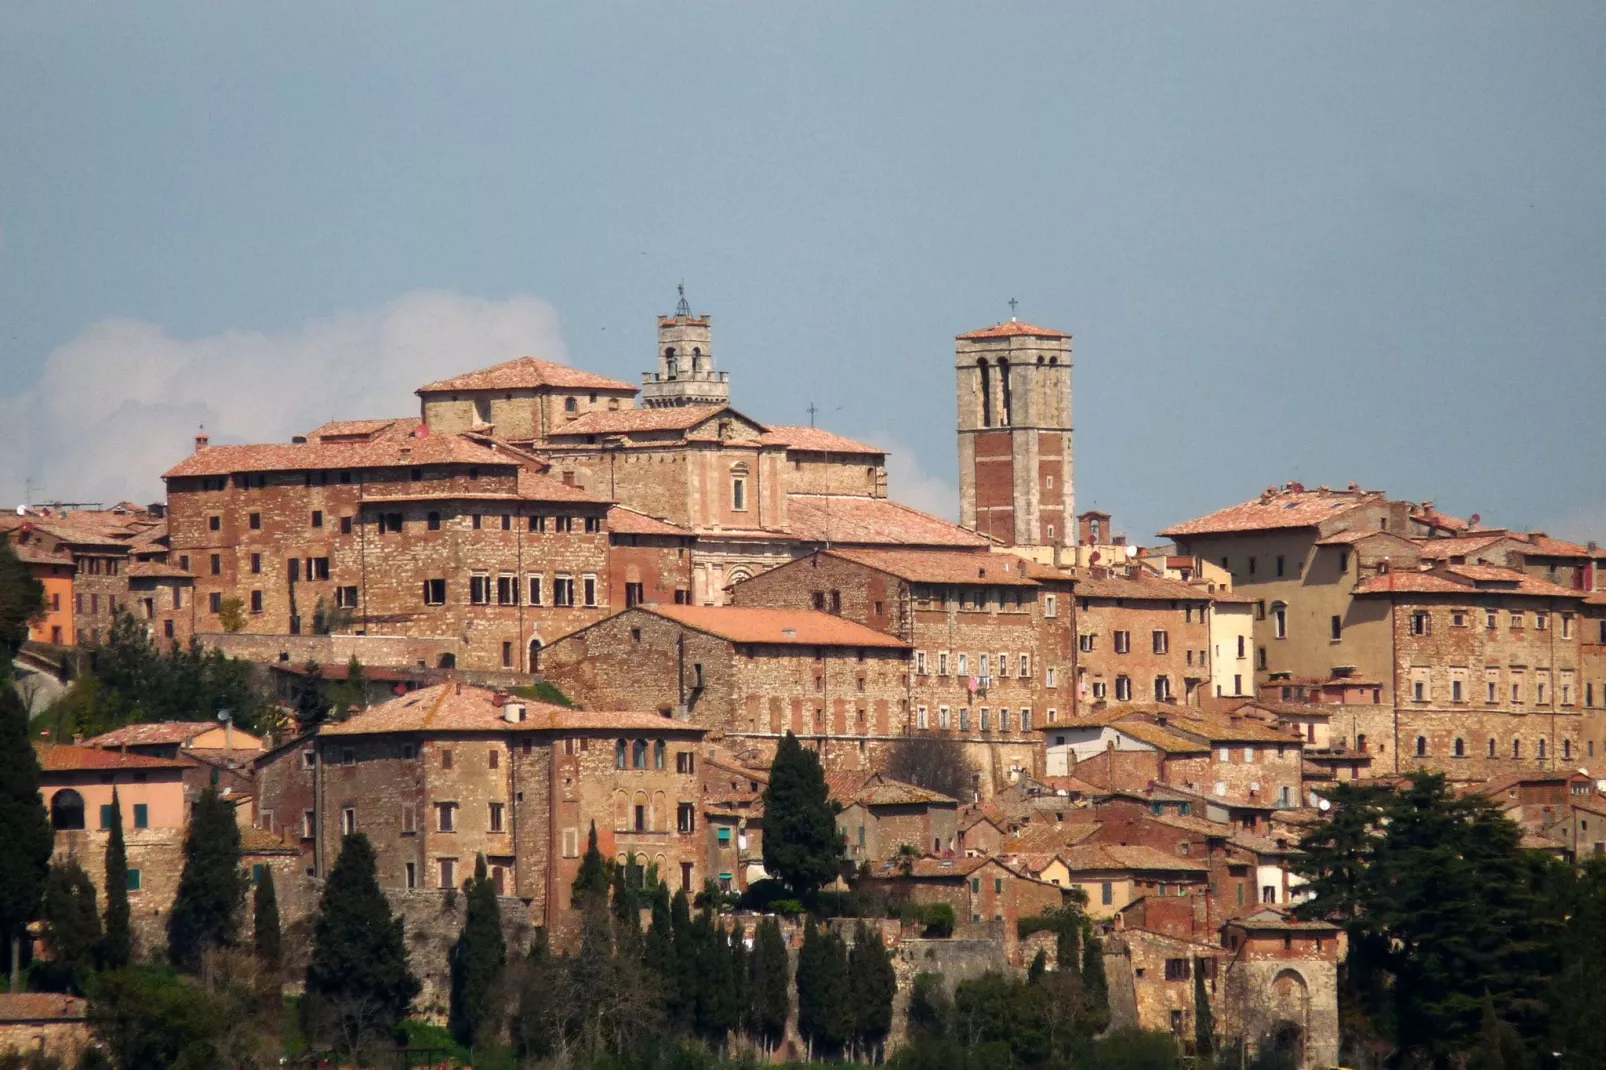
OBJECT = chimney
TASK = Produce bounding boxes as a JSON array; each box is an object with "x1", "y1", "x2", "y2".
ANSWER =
[
  {"x1": 504, "y1": 703, "x2": 524, "y2": 724},
  {"x1": 491, "y1": 690, "x2": 509, "y2": 708},
  {"x1": 194, "y1": 433, "x2": 209, "y2": 452}
]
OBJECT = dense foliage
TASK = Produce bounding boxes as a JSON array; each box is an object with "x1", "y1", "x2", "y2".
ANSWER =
[
  {"x1": 0, "y1": 538, "x2": 46, "y2": 657},
  {"x1": 762, "y1": 731, "x2": 842, "y2": 898},
  {"x1": 0, "y1": 683, "x2": 52, "y2": 983},
  {"x1": 100, "y1": 791, "x2": 131, "y2": 972},
  {"x1": 33, "y1": 860, "x2": 102, "y2": 995},
  {"x1": 883, "y1": 733, "x2": 976, "y2": 804},
  {"x1": 167, "y1": 787, "x2": 248, "y2": 971},
  {"x1": 252, "y1": 866, "x2": 281, "y2": 972},
  {"x1": 450, "y1": 854, "x2": 507, "y2": 1048}
]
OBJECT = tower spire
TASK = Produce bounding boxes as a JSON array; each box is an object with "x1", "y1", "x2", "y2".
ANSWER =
[{"x1": 675, "y1": 282, "x2": 691, "y2": 318}]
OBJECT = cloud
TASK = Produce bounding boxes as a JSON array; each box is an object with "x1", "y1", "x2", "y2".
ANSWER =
[
  {"x1": 874, "y1": 433, "x2": 959, "y2": 522},
  {"x1": 0, "y1": 292, "x2": 567, "y2": 509}
]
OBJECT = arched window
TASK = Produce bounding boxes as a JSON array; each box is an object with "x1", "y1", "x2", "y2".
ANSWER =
[
  {"x1": 1415, "y1": 736, "x2": 1427, "y2": 758},
  {"x1": 691, "y1": 347, "x2": 703, "y2": 374},
  {"x1": 1454, "y1": 737, "x2": 1465, "y2": 757},
  {"x1": 438, "y1": 653, "x2": 456, "y2": 670},
  {"x1": 51, "y1": 788, "x2": 85, "y2": 830},
  {"x1": 997, "y1": 358, "x2": 1012, "y2": 426},
  {"x1": 664, "y1": 348, "x2": 678, "y2": 378},
  {"x1": 615, "y1": 740, "x2": 628, "y2": 770},
  {"x1": 653, "y1": 740, "x2": 666, "y2": 770},
  {"x1": 1488, "y1": 738, "x2": 1497, "y2": 758},
  {"x1": 632, "y1": 739, "x2": 648, "y2": 769},
  {"x1": 564, "y1": 396, "x2": 577, "y2": 413},
  {"x1": 528, "y1": 639, "x2": 542, "y2": 671},
  {"x1": 1538, "y1": 738, "x2": 1547, "y2": 760},
  {"x1": 977, "y1": 359, "x2": 993, "y2": 427}
]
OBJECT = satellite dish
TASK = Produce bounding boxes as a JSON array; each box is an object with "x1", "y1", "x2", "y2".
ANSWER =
[
  {"x1": 1470, "y1": 514, "x2": 1481, "y2": 526},
  {"x1": 1318, "y1": 799, "x2": 1332, "y2": 811}
]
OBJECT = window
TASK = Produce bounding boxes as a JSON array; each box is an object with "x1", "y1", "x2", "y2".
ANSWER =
[
  {"x1": 436, "y1": 803, "x2": 456, "y2": 832},
  {"x1": 678, "y1": 803, "x2": 696, "y2": 833},
  {"x1": 336, "y1": 585, "x2": 359, "y2": 609},
  {"x1": 553, "y1": 576, "x2": 575, "y2": 606},
  {"x1": 654, "y1": 740, "x2": 666, "y2": 770},
  {"x1": 916, "y1": 706, "x2": 929, "y2": 729},
  {"x1": 489, "y1": 803, "x2": 505, "y2": 832},
  {"x1": 1487, "y1": 610, "x2": 1499, "y2": 630},
  {"x1": 405, "y1": 862, "x2": 417, "y2": 889},
  {"x1": 311, "y1": 510, "x2": 323, "y2": 528},
  {"x1": 1415, "y1": 736, "x2": 1427, "y2": 758},
  {"x1": 427, "y1": 511, "x2": 442, "y2": 531},
  {"x1": 501, "y1": 641, "x2": 513, "y2": 668},
  {"x1": 401, "y1": 805, "x2": 416, "y2": 833},
  {"x1": 472, "y1": 514, "x2": 482, "y2": 530},
  {"x1": 423, "y1": 579, "x2": 446, "y2": 605},
  {"x1": 1101, "y1": 882, "x2": 1113, "y2": 906},
  {"x1": 208, "y1": 515, "x2": 221, "y2": 532},
  {"x1": 439, "y1": 858, "x2": 456, "y2": 890},
  {"x1": 1152, "y1": 631, "x2": 1169, "y2": 654},
  {"x1": 1275, "y1": 555, "x2": 1285, "y2": 577},
  {"x1": 342, "y1": 746, "x2": 356, "y2": 765},
  {"x1": 632, "y1": 739, "x2": 648, "y2": 769},
  {"x1": 133, "y1": 804, "x2": 148, "y2": 829},
  {"x1": 340, "y1": 515, "x2": 352, "y2": 534},
  {"x1": 1165, "y1": 958, "x2": 1191, "y2": 981},
  {"x1": 1273, "y1": 605, "x2": 1288, "y2": 639},
  {"x1": 340, "y1": 807, "x2": 357, "y2": 835},
  {"x1": 1045, "y1": 667, "x2": 1057, "y2": 688},
  {"x1": 1154, "y1": 676, "x2": 1171, "y2": 702},
  {"x1": 1079, "y1": 634, "x2": 1095, "y2": 653},
  {"x1": 938, "y1": 651, "x2": 949, "y2": 675},
  {"x1": 1562, "y1": 614, "x2": 1573, "y2": 639},
  {"x1": 676, "y1": 751, "x2": 695, "y2": 774},
  {"x1": 1331, "y1": 615, "x2": 1342, "y2": 640},
  {"x1": 470, "y1": 574, "x2": 491, "y2": 605},
  {"x1": 303, "y1": 810, "x2": 316, "y2": 837},
  {"x1": 380, "y1": 512, "x2": 403, "y2": 533},
  {"x1": 1019, "y1": 653, "x2": 1031, "y2": 678},
  {"x1": 915, "y1": 651, "x2": 928, "y2": 675},
  {"x1": 250, "y1": 590, "x2": 263, "y2": 613},
  {"x1": 126, "y1": 868, "x2": 142, "y2": 893},
  {"x1": 1257, "y1": 646, "x2": 1267, "y2": 670},
  {"x1": 1537, "y1": 613, "x2": 1549, "y2": 632},
  {"x1": 583, "y1": 575, "x2": 598, "y2": 607},
  {"x1": 1115, "y1": 675, "x2": 1132, "y2": 702},
  {"x1": 1020, "y1": 708, "x2": 1031, "y2": 732},
  {"x1": 247, "y1": 511, "x2": 261, "y2": 530},
  {"x1": 1114, "y1": 631, "x2": 1131, "y2": 654},
  {"x1": 1044, "y1": 595, "x2": 1057, "y2": 618},
  {"x1": 732, "y1": 476, "x2": 746, "y2": 511},
  {"x1": 210, "y1": 554, "x2": 222, "y2": 576},
  {"x1": 498, "y1": 574, "x2": 519, "y2": 605},
  {"x1": 1510, "y1": 611, "x2": 1524, "y2": 629},
  {"x1": 615, "y1": 740, "x2": 627, "y2": 768}
]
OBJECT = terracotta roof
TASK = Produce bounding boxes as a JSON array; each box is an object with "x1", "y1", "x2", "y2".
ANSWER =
[
  {"x1": 1069, "y1": 570, "x2": 1208, "y2": 602},
  {"x1": 784, "y1": 495, "x2": 990, "y2": 548},
  {"x1": 307, "y1": 418, "x2": 411, "y2": 441},
  {"x1": 0, "y1": 993, "x2": 87, "y2": 1022},
  {"x1": 1315, "y1": 529, "x2": 1409, "y2": 546},
  {"x1": 638, "y1": 604, "x2": 909, "y2": 649},
  {"x1": 417, "y1": 357, "x2": 636, "y2": 394},
  {"x1": 607, "y1": 506, "x2": 694, "y2": 537},
  {"x1": 827, "y1": 771, "x2": 957, "y2": 807},
  {"x1": 1031, "y1": 775, "x2": 1109, "y2": 796},
  {"x1": 1110, "y1": 721, "x2": 1213, "y2": 754},
  {"x1": 870, "y1": 855, "x2": 996, "y2": 879},
  {"x1": 128, "y1": 561, "x2": 193, "y2": 579},
  {"x1": 240, "y1": 826, "x2": 299, "y2": 855},
  {"x1": 320, "y1": 682, "x2": 704, "y2": 736},
  {"x1": 164, "y1": 427, "x2": 517, "y2": 479},
  {"x1": 85, "y1": 722, "x2": 262, "y2": 749},
  {"x1": 1352, "y1": 571, "x2": 1472, "y2": 595},
  {"x1": 819, "y1": 548, "x2": 1037, "y2": 586},
  {"x1": 1509, "y1": 532, "x2": 1593, "y2": 558},
  {"x1": 7, "y1": 539, "x2": 73, "y2": 566},
  {"x1": 1207, "y1": 590, "x2": 1259, "y2": 604},
  {"x1": 1412, "y1": 534, "x2": 1512, "y2": 559},
  {"x1": 1354, "y1": 565, "x2": 1586, "y2": 599},
  {"x1": 1160, "y1": 489, "x2": 1386, "y2": 537},
  {"x1": 956, "y1": 321, "x2": 1069, "y2": 341},
  {"x1": 1001, "y1": 823, "x2": 1100, "y2": 855},
  {"x1": 1057, "y1": 843, "x2": 1209, "y2": 874},
  {"x1": 1225, "y1": 907, "x2": 1338, "y2": 933},
  {"x1": 758, "y1": 426, "x2": 884, "y2": 456},
  {"x1": 35, "y1": 743, "x2": 190, "y2": 773},
  {"x1": 549, "y1": 405, "x2": 738, "y2": 436}
]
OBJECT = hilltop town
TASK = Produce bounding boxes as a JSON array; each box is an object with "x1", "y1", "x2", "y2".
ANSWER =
[{"x1": 6, "y1": 295, "x2": 1604, "y2": 1069}]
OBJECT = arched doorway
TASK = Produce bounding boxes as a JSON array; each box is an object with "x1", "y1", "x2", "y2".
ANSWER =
[
  {"x1": 51, "y1": 788, "x2": 85, "y2": 830},
  {"x1": 1266, "y1": 969, "x2": 1310, "y2": 1068},
  {"x1": 528, "y1": 638, "x2": 542, "y2": 672}
]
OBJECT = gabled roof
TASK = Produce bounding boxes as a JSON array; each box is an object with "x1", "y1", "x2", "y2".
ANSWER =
[
  {"x1": 305, "y1": 418, "x2": 412, "y2": 441},
  {"x1": 819, "y1": 548, "x2": 1037, "y2": 587},
  {"x1": 1057, "y1": 843, "x2": 1209, "y2": 874},
  {"x1": 35, "y1": 743, "x2": 190, "y2": 773},
  {"x1": 827, "y1": 771, "x2": 957, "y2": 808},
  {"x1": 784, "y1": 495, "x2": 990, "y2": 548},
  {"x1": 417, "y1": 357, "x2": 636, "y2": 394},
  {"x1": 1353, "y1": 565, "x2": 1587, "y2": 599},
  {"x1": 1224, "y1": 906, "x2": 1338, "y2": 933},
  {"x1": 85, "y1": 721, "x2": 262, "y2": 749},
  {"x1": 638, "y1": 605, "x2": 909, "y2": 649},
  {"x1": 1068, "y1": 570, "x2": 1207, "y2": 601},
  {"x1": 1509, "y1": 532, "x2": 1593, "y2": 558},
  {"x1": 319, "y1": 682, "x2": 702, "y2": 736},
  {"x1": 550, "y1": 405, "x2": 753, "y2": 437},
  {"x1": 758, "y1": 426, "x2": 884, "y2": 456},
  {"x1": 1160, "y1": 488, "x2": 1387, "y2": 538},
  {"x1": 164, "y1": 426, "x2": 516, "y2": 479},
  {"x1": 956, "y1": 321, "x2": 1069, "y2": 341},
  {"x1": 606, "y1": 506, "x2": 694, "y2": 537}
]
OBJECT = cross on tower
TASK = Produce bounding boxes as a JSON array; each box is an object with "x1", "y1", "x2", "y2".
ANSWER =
[
  {"x1": 806, "y1": 401, "x2": 819, "y2": 428},
  {"x1": 1008, "y1": 297, "x2": 1018, "y2": 319}
]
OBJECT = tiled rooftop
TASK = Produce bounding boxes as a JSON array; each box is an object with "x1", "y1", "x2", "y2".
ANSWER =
[
  {"x1": 35, "y1": 742, "x2": 190, "y2": 773},
  {"x1": 1057, "y1": 843, "x2": 1209, "y2": 874},
  {"x1": 639, "y1": 604, "x2": 910, "y2": 649},
  {"x1": 549, "y1": 405, "x2": 736, "y2": 436},
  {"x1": 955, "y1": 321, "x2": 1069, "y2": 341},
  {"x1": 320, "y1": 682, "x2": 703, "y2": 736},
  {"x1": 821, "y1": 548, "x2": 1037, "y2": 586},
  {"x1": 1068, "y1": 570, "x2": 1210, "y2": 602},
  {"x1": 606, "y1": 506, "x2": 694, "y2": 537},
  {"x1": 757, "y1": 426, "x2": 885, "y2": 456},
  {"x1": 85, "y1": 721, "x2": 261, "y2": 748},
  {"x1": 417, "y1": 357, "x2": 637, "y2": 394},
  {"x1": 164, "y1": 426, "x2": 517, "y2": 479},
  {"x1": 784, "y1": 495, "x2": 990, "y2": 548},
  {"x1": 1160, "y1": 487, "x2": 1386, "y2": 537}
]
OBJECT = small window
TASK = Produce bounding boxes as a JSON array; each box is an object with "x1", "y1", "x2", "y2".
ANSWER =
[
  {"x1": 311, "y1": 510, "x2": 323, "y2": 528},
  {"x1": 423, "y1": 579, "x2": 446, "y2": 605},
  {"x1": 126, "y1": 868, "x2": 142, "y2": 893}
]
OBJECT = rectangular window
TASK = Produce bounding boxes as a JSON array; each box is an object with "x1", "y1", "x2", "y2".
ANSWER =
[
  {"x1": 470, "y1": 574, "x2": 491, "y2": 605},
  {"x1": 553, "y1": 576, "x2": 575, "y2": 607},
  {"x1": 210, "y1": 554, "x2": 222, "y2": 576},
  {"x1": 401, "y1": 806, "x2": 416, "y2": 834},
  {"x1": 1019, "y1": 653, "x2": 1031, "y2": 678},
  {"x1": 423, "y1": 579, "x2": 446, "y2": 605},
  {"x1": 1044, "y1": 594, "x2": 1057, "y2": 618},
  {"x1": 678, "y1": 803, "x2": 696, "y2": 834},
  {"x1": 340, "y1": 515, "x2": 353, "y2": 534},
  {"x1": 126, "y1": 868, "x2": 142, "y2": 893},
  {"x1": 303, "y1": 811, "x2": 316, "y2": 838},
  {"x1": 583, "y1": 574, "x2": 598, "y2": 607},
  {"x1": 529, "y1": 575, "x2": 544, "y2": 606},
  {"x1": 1331, "y1": 615, "x2": 1342, "y2": 640},
  {"x1": 1020, "y1": 708, "x2": 1031, "y2": 732},
  {"x1": 209, "y1": 592, "x2": 222, "y2": 613},
  {"x1": 489, "y1": 803, "x2": 505, "y2": 833},
  {"x1": 341, "y1": 807, "x2": 356, "y2": 835},
  {"x1": 1152, "y1": 631, "x2": 1169, "y2": 655},
  {"x1": 1274, "y1": 606, "x2": 1288, "y2": 638},
  {"x1": 917, "y1": 706, "x2": 929, "y2": 729},
  {"x1": 436, "y1": 803, "x2": 456, "y2": 832},
  {"x1": 1045, "y1": 667, "x2": 1057, "y2": 688},
  {"x1": 1079, "y1": 634, "x2": 1095, "y2": 653},
  {"x1": 250, "y1": 590, "x2": 263, "y2": 613},
  {"x1": 336, "y1": 585, "x2": 359, "y2": 609},
  {"x1": 1562, "y1": 614, "x2": 1573, "y2": 639},
  {"x1": 937, "y1": 651, "x2": 949, "y2": 675},
  {"x1": 938, "y1": 706, "x2": 951, "y2": 729},
  {"x1": 497, "y1": 574, "x2": 519, "y2": 605},
  {"x1": 625, "y1": 582, "x2": 644, "y2": 607},
  {"x1": 1412, "y1": 611, "x2": 1431, "y2": 636},
  {"x1": 405, "y1": 862, "x2": 417, "y2": 889},
  {"x1": 1510, "y1": 611, "x2": 1524, "y2": 629},
  {"x1": 439, "y1": 858, "x2": 456, "y2": 890},
  {"x1": 915, "y1": 651, "x2": 928, "y2": 675},
  {"x1": 1101, "y1": 882, "x2": 1113, "y2": 906},
  {"x1": 1114, "y1": 631, "x2": 1130, "y2": 654},
  {"x1": 311, "y1": 510, "x2": 323, "y2": 528}
]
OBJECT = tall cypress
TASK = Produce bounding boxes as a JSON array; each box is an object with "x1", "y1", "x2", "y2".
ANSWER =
[
  {"x1": 797, "y1": 918, "x2": 850, "y2": 1058},
  {"x1": 571, "y1": 822, "x2": 609, "y2": 908},
  {"x1": 254, "y1": 866, "x2": 282, "y2": 972},
  {"x1": 450, "y1": 855, "x2": 507, "y2": 1048},
  {"x1": 36, "y1": 860, "x2": 102, "y2": 995},
  {"x1": 100, "y1": 789, "x2": 131, "y2": 970},
  {"x1": 749, "y1": 916, "x2": 790, "y2": 1054},
  {"x1": 667, "y1": 889, "x2": 697, "y2": 1032},
  {"x1": 761, "y1": 732, "x2": 841, "y2": 899},
  {"x1": 0, "y1": 686, "x2": 52, "y2": 991},
  {"x1": 1080, "y1": 932, "x2": 1110, "y2": 1034},
  {"x1": 849, "y1": 920, "x2": 896, "y2": 1059},
  {"x1": 1193, "y1": 957, "x2": 1215, "y2": 1057},
  {"x1": 167, "y1": 787, "x2": 247, "y2": 972},
  {"x1": 303, "y1": 833, "x2": 420, "y2": 1049}
]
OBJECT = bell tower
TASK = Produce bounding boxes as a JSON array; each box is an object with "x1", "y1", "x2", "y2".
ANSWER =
[
  {"x1": 642, "y1": 285, "x2": 730, "y2": 408},
  {"x1": 955, "y1": 317, "x2": 1074, "y2": 546}
]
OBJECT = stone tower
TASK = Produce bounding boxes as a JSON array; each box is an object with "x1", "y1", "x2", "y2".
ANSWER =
[
  {"x1": 641, "y1": 286, "x2": 730, "y2": 408},
  {"x1": 955, "y1": 319, "x2": 1074, "y2": 546}
]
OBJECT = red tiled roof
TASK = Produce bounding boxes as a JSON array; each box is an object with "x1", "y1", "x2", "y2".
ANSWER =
[
  {"x1": 1160, "y1": 489, "x2": 1385, "y2": 537},
  {"x1": 826, "y1": 771, "x2": 957, "y2": 807},
  {"x1": 1315, "y1": 529, "x2": 1410, "y2": 546},
  {"x1": 240, "y1": 826, "x2": 299, "y2": 855},
  {"x1": 1354, "y1": 565, "x2": 1586, "y2": 599},
  {"x1": 639, "y1": 604, "x2": 910, "y2": 649},
  {"x1": 784, "y1": 495, "x2": 989, "y2": 548},
  {"x1": 607, "y1": 506, "x2": 694, "y2": 537},
  {"x1": 956, "y1": 321, "x2": 1069, "y2": 341},
  {"x1": 417, "y1": 357, "x2": 636, "y2": 394},
  {"x1": 1509, "y1": 532, "x2": 1594, "y2": 558},
  {"x1": 550, "y1": 405, "x2": 743, "y2": 436},
  {"x1": 1068, "y1": 570, "x2": 1208, "y2": 601},
  {"x1": 1412, "y1": 534, "x2": 1512, "y2": 559},
  {"x1": 127, "y1": 561, "x2": 192, "y2": 579},
  {"x1": 320, "y1": 682, "x2": 703, "y2": 736},
  {"x1": 1353, "y1": 571, "x2": 1472, "y2": 595},
  {"x1": 7, "y1": 539, "x2": 73, "y2": 567},
  {"x1": 164, "y1": 427, "x2": 517, "y2": 479},
  {"x1": 359, "y1": 467, "x2": 604, "y2": 505},
  {"x1": 820, "y1": 548, "x2": 1037, "y2": 586},
  {"x1": 1058, "y1": 844, "x2": 1209, "y2": 874},
  {"x1": 35, "y1": 742, "x2": 190, "y2": 772},
  {"x1": 307, "y1": 418, "x2": 411, "y2": 441},
  {"x1": 85, "y1": 721, "x2": 262, "y2": 748},
  {"x1": 757, "y1": 426, "x2": 884, "y2": 456}
]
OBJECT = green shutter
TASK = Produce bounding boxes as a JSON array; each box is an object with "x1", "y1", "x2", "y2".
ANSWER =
[
  {"x1": 100, "y1": 804, "x2": 115, "y2": 830},
  {"x1": 133, "y1": 804, "x2": 149, "y2": 829},
  {"x1": 252, "y1": 864, "x2": 266, "y2": 885},
  {"x1": 126, "y1": 868, "x2": 142, "y2": 892}
]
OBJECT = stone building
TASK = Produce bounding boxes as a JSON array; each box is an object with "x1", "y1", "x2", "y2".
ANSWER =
[
  {"x1": 36, "y1": 743, "x2": 189, "y2": 955},
  {"x1": 254, "y1": 682, "x2": 707, "y2": 932},
  {"x1": 828, "y1": 771, "x2": 960, "y2": 863},
  {"x1": 954, "y1": 320, "x2": 1075, "y2": 547},
  {"x1": 1067, "y1": 569, "x2": 1213, "y2": 714},
  {"x1": 537, "y1": 603, "x2": 910, "y2": 772},
  {"x1": 727, "y1": 548, "x2": 1064, "y2": 790},
  {"x1": 1217, "y1": 909, "x2": 1341, "y2": 1068},
  {"x1": 0, "y1": 994, "x2": 93, "y2": 1066}
]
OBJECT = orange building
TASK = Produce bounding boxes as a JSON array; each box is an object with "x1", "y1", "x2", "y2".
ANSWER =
[{"x1": 9, "y1": 538, "x2": 74, "y2": 647}]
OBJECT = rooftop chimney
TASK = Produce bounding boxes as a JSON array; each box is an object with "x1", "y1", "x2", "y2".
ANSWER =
[{"x1": 194, "y1": 433, "x2": 209, "y2": 452}]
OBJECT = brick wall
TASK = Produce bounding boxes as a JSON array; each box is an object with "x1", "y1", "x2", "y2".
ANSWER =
[{"x1": 1075, "y1": 595, "x2": 1210, "y2": 712}]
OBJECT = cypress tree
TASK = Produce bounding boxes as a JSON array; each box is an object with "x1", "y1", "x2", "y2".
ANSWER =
[
  {"x1": 644, "y1": 882, "x2": 676, "y2": 1013},
  {"x1": 667, "y1": 888, "x2": 697, "y2": 1032},
  {"x1": 1080, "y1": 931, "x2": 1110, "y2": 1034},
  {"x1": 167, "y1": 787, "x2": 247, "y2": 972},
  {"x1": 797, "y1": 918, "x2": 850, "y2": 1058},
  {"x1": 253, "y1": 866, "x2": 282, "y2": 972},
  {"x1": 100, "y1": 789, "x2": 131, "y2": 971},
  {"x1": 0, "y1": 686, "x2": 52, "y2": 991},
  {"x1": 36, "y1": 860, "x2": 102, "y2": 995},
  {"x1": 571, "y1": 822, "x2": 609, "y2": 908},
  {"x1": 0, "y1": 538, "x2": 45, "y2": 657},
  {"x1": 1193, "y1": 957, "x2": 1215, "y2": 1057},
  {"x1": 303, "y1": 833, "x2": 420, "y2": 1049},
  {"x1": 761, "y1": 731, "x2": 841, "y2": 899},
  {"x1": 449, "y1": 855, "x2": 507, "y2": 1048},
  {"x1": 729, "y1": 922, "x2": 750, "y2": 1041},
  {"x1": 848, "y1": 920, "x2": 896, "y2": 1059},
  {"x1": 749, "y1": 916, "x2": 790, "y2": 1054}
]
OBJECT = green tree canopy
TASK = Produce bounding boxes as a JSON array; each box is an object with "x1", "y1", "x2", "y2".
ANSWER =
[
  {"x1": 761, "y1": 732, "x2": 841, "y2": 899},
  {"x1": 849, "y1": 920, "x2": 897, "y2": 1059},
  {"x1": 253, "y1": 866, "x2": 281, "y2": 973},
  {"x1": 748, "y1": 915, "x2": 790, "y2": 1054},
  {"x1": 0, "y1": 538, "x2": 46, "y2": 658},
  {"x1": 0, "y1": 685, "x2": 52, "y2": 987},
  {"x1": 100, "y1": 790, "x2": 131, "y2": 972},
  {"x1": 449, "y1": 854, "x2": 507, "y2": 1048},
  {"x1": 34, "y1": 860, "x2": 102, "y2": 995},
  {"x1": 167, "y1": 787, "x2": 247, "y2": 972},
  {"x1": 796, "y1": 917, "x2": 851, "y2": 1058}
]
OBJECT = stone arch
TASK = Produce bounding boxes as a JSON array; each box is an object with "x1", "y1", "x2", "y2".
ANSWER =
[
  {"x1": 652, "y1": 790, "x2": 668, "y2": 832},
  {"x1": 1266, "y1": 969, "x2": 1310, "y2": 1064},
  {"x1": 50, "y1": 788, "x2": 85, "y2": 830},
  {"x1": 691, "y1": 346, "x2": 703, "y2": 374},
  {"x1": 727, "y1": 567, "x2": 755, "y2": 586},
  {"x1": 997, "y1": 357, "x2": 1012, "y2": 426},
  {"x1": 613, "y1": 790, "x2": 629, "y2": 831},
  {"x1": 664, "y1": 347, "x2": 678, "y2": 378},
  {"x1": 632, "y1": 790, "x2": 649, "y2": 832},
  {"x1": 977, "y1": 358, "x2": 993, "y2": 427}
]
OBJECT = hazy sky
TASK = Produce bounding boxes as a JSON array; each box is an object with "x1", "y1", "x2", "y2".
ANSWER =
[{"x1": 3, "y1": 3, "x2": 1603, "y2": 542}]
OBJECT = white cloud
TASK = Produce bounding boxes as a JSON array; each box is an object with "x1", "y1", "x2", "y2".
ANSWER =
[
  {"x1": 0, "y1": 292, "x2": 567, "y2": 508},
  {"x1": 874, "y1": 433, "x2": 959, "y2": 521}
]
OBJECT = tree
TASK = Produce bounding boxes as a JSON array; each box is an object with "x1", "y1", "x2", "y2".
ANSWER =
[
  {"x1": 513, "y1": 929, "x2": 572, "y2": 1062},
  {"x1": 884, "y1": 734, "x2": 975, "y2": 804},
  {"x1": 0, "y1": 538, "x2": 46, "y2": 659},
  {"x1": 0, "y1": 686, "x2": 52, "y2": 991},
  {"x1": 1550, "y1": 859, "x2": 1606, "y2": 1067},
  {"x1": 1080, "y1": 930, "x2": 1111, "y2": 1035},
  {"x1": 100, "y1": 790, "x2": 131, "y2": 971},
  {"x1": 324, "y1": 654, "x2": 368, "y2": 720},
  {"x1": 749, "y1": 916, "x2": 790, "y2": 1055},
  {"x1": 87, "y1": 965, "x2": 223, "y2": 1070},
  {"x1": 762, "y1": 732, "x2": 841, "y2": 899},
  {"x1": 449, "y1": 855, "x2": 507, "y2": 1049},
  {"x1": 796, "y1": 917, "x2": 850, "y2": 1058},
  {"x1": 294, "y1": 661, "x2": 327, "y2": 725},
  {"x1": 1193, "y1": 957, "x2": 1214, "y2": 1057},
  {"x1": 303, "y1": 833, "x2": 419, "y2": 1051},
  {"x1": 216, "y1": 597, "x2": 245, "y2": 633},
  {"x1": 34, "y1": 861, "x2": 102, "y2": 995},
  {"x1": 252, "y1": 867, "x2": 281, "y2": 973},
  {"x1": 572, "y1": 822, "x2": 610, "y2": 908},
  {"x1": 849, "y1": 920, "x2": 897, "y2": 1060},
  {"x1": 167, "y1": 788, "x2": 247, "y2": 972}
]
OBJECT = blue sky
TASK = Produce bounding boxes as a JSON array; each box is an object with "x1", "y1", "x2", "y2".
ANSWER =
[{"x1": 3, "y1": 3, "x2": 1603, "y2": 541}]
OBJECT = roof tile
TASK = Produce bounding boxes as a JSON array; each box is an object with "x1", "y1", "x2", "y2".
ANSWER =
[
  {"x1": 417, "y1": 357, "x2": 636, "y2": 394},
  {"x1": 639, "y1": 604, "x2": 909, "y2": 649}
]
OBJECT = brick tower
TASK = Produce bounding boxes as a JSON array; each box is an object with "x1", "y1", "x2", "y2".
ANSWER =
[
  {"x1": 641, "y1": 285, "x2": 730, "y2": 408},
  {"x1": 955, "y1": 318, "x2": 1074, "y2": 546}
]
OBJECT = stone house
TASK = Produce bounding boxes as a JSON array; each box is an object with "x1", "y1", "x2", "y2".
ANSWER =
[
  {"x1": 1217, "y1": 909, "x2": 1341, "y2": 1069},
  {"x1": 536, "y1": 603, "x2": 911, "y2": 773},
  {"x1": 1068, "y1": 569, "x2": 1213, "y2": 712},
  {"x1": 1053, "y1": 844, "x2": 1209, "y2": 919},
  {"x1": 828, "y1": 771, "x2": 959, "y2": 864},
  {"x1": 863, "y1": 855, "x2": 1065, "y2": 958},
  {"x1": 36, "y1": 743, "x2": 188, "y2": 954},
  {"x1": 0, "y1": 994, "x2": 93, "y2": 1065}
]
